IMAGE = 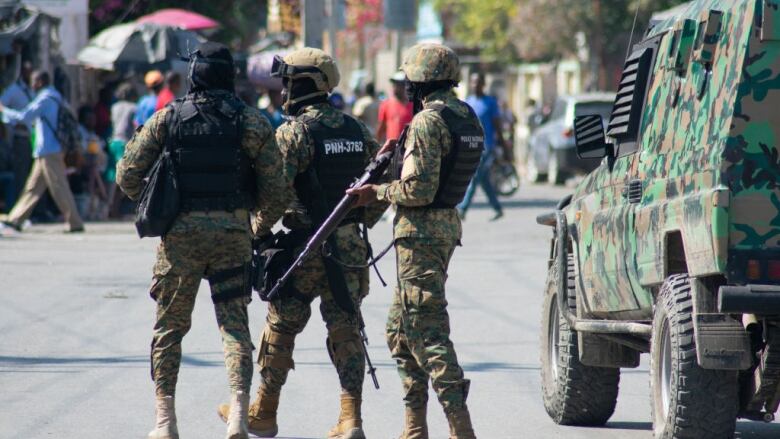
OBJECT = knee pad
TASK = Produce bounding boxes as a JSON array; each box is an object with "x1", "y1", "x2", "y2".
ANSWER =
[
  {"x1": 257, "y1": 326, "x2": 296, "y2": 370},
  {"x1": 326, "y1": 326, "x2": 362, "y2": 367}
]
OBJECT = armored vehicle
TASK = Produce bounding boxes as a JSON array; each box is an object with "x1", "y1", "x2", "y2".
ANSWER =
[{"x1": 537, "y1": 1, "x2": 780, "y2": 437}]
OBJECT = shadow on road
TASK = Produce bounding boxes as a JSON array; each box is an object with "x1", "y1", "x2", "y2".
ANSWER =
[
  {"x1": 605, "y1": 421, "x2": 652, "y2": 431},
  {"x1": 595, "y1": 420, "x2": 780, "y2": 437},
  {"x1": 469, "y1": 198, "x2": 558, "y2": 210}
]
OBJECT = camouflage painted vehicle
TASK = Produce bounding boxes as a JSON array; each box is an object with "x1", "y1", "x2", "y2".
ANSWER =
[{"x1": 537, "y1": 1, "x2": 780, "y2": 437}]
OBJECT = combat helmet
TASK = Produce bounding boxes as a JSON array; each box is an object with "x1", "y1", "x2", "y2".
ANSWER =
[
  {"x1": 271, "y1": 47, "x2": 340, "y2": 112},
  {"x1": 401, "y1": 43, "x2": 459, "y2": 83}
]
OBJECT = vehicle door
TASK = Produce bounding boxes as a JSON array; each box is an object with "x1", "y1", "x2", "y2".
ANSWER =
[{"x1": 575, "y1": 35, "x2": 664, "y2": 319}]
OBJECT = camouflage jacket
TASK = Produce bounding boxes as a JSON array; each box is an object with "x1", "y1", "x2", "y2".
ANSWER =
[
  {"x1": 116, "y1": 91, "x2": 289, "y2": 235},
  {"x1": 376, "y1": 88, "x2": 463, "y2": 240},
  {"x1": 259, "y1": 102, "x2": 386, "y2": 232}
]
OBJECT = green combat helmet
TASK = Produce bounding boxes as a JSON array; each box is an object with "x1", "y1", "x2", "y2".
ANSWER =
[
  {"x1": 271, "y1": 47, "x2": 340, "y2": 111},
  {"x1": 400, "y1": 43, "x2": 459, "y2": 82}
]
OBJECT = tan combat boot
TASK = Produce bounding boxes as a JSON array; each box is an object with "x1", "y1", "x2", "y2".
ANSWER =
[
  {"x1": 218, "y1": 388, "x2": 279, "y2": 437},
  {"x1": 148, "y1": 395, "x2": 179, "y2": 439},
  {"x1": 398, "y1": 406, "x2": 428, "y2": 439},
  {"x1": 225, "y1": 390, "x2": 249, "y2": 439},
  {"x1": 327, "y1": 394, "x2": 365, "y2": 439},
  {"x1": 446, "y1": 408, "x2": 476, "y2": 439}
]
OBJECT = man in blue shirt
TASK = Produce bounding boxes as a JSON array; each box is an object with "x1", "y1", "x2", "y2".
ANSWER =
[
  {"x1": 134, "y1": 70, "x2": 164, "y2": 127},
  {"x1": 0, "y1": 70, "x2": 84, "y2": 233},
  {"x1": 457, "y1": 72, "x2": 506, "y2": 220}
]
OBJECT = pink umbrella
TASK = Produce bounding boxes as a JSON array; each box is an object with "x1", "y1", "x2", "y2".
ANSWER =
[{"x1": 137, "y1": 8, "x2": 219, "y2": 31}]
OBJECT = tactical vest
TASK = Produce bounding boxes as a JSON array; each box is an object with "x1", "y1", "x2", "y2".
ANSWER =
[
  {"x1": 427, "y1": 103, "x2": 485, "y2": 208},
  {"x1": 294, "y1": 113, "x2": 368, "y2": 225},
  {"x1": 169, "y1": 95, "x2": 255, "y2": 212}
]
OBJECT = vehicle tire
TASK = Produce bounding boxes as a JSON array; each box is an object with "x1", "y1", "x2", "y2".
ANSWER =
[
  {"x1": 548, "y1": 149, "x2": 567, "y2": 185},
  {"x1": 650, "y1": 274, "x2": 739, "y2": 439},
  {"x1": 490, "y1": 161, "x2": 520, "y2": 197},
  {"x1": 541, "y1": 254, "x2": 620, "y2": 426},
  {"x1": 526, "y1": 152, "x2": 547, "y2": 183}
]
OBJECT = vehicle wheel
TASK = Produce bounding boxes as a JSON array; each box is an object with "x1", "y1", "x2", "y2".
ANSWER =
[
  {"x1": 526, "y1": 153, "x2": 547, "y2": 183},
  {"x1": 541, "y1": 255, "x2": 620, "y2": 425},
  {"x1": 650, "y1": 274, "x2": 739, "y2": 439},
  {"x1": 548, "y1": 149, "x2": 567, "y2": 185},
  {"x1": 490, "y1": 161, "x2": 520, "y2": 197}
]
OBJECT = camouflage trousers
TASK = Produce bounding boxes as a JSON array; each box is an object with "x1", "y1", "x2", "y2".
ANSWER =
[
  {"x1": 149, "y1": 229, "x2": 253, "y2": 397},
  {"x1": 386, "y1": 237, "x2": 470, "y2": 413},
  {"x1": 258, "y1": 225, "x2": 369, "y2": 397}
]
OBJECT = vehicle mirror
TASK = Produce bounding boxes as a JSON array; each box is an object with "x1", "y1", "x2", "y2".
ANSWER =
[{"x1": 574, "y1": 115, "x2": 612, "y2": 159}]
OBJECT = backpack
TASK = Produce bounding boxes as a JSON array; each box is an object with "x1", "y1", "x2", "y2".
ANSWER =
[{"x1": 41, "y1": 94, "x2": 83, "y2": 161}]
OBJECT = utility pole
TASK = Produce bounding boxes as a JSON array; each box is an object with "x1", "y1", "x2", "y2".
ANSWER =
[
  {"x1": 328, "y1": 0, "x2": 338, "y2": 59},
  {"x1": 302, "y1": 0, "x2": 325, "y2": 49}
]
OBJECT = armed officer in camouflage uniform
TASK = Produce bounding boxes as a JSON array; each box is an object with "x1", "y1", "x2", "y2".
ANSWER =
[
  {"x1": 117, "y1": 42, "x2": 289, "y2": 439},
  {"x1": 216, "y1": 48, "x2": 384, "y2": 439},
  {"x1": 349, "y1": 43, "x2": 481, "y2": 439}
]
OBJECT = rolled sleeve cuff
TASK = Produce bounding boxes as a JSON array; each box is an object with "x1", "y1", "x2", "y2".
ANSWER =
[{"x1": 376, "y1": 183, "x2": 393, "y2": 203}]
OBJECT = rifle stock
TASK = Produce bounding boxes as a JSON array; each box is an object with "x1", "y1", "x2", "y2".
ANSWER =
[{"x1": 264, "y1": 151, "x2": 393, "y2": 301}]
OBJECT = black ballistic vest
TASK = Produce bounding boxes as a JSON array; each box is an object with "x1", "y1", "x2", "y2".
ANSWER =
[
  {"x1": 169, "y1": 95, "x2": 255, "y2": 212},
  {"x1": 427, "y1": 103, "x2": 485, "y2": 208},
  {"x1": 294, "y1": 113, "x2": 368, "y2": 225}
]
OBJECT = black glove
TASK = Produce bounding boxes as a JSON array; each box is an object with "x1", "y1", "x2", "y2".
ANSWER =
[{"x1": 251, "y1": 233, "x2": 275, "y2": 292}]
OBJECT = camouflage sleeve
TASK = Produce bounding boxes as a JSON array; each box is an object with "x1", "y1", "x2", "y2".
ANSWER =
[
  {"x1": 244, "y1": 109, "x2": 293, "y2": 237},
  {"x1": 355, "y1": 119, "x2": 390, "y2": 227},
  {"x1": 116, "y1": 108, "x2": 169, "y2": 201},
  {"x1": 375, "y1": 110, "x2": 448, "y2": 206}
]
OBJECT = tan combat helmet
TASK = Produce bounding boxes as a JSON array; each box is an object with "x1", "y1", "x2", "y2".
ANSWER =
[
  {"x1": 271, "y1": 47, "x2": 340, "y2": 112},
  {"x1": 400, "y1": 43, "x2": 459, "y2": 83}
]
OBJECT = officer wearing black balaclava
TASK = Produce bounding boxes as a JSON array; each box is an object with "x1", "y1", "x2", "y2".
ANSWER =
[{"x1": 116, "y1": 41, "x2": 290, "y2": 439}]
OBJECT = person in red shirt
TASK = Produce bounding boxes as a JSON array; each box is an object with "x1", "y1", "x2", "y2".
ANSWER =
[
  {"x1": 376, "y1": 71, "x2": 413, "y2": 142},
  {"x1": 154, "y1": 72, "x2": 182, "y2": 111}
]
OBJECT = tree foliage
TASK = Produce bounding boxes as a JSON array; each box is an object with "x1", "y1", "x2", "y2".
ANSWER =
[
  {"x1": 434, "y1": 0, "x2": 518, "y2": 61},
  {"x1": 439, "y1": 0, "x2": 689, "y2": 88}
]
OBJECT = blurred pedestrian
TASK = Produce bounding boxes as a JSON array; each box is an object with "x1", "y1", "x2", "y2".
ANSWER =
[
  {"x1": 0, "y1": 121, "x2": 14, "y2": 212},
  {"x1": 258, "y1": 89, "x2": 284, "y2": 130},
  {"x1": 106, "y1": 82, "x2": 138, "y2": 218},
  {"x1": 75, "y1": 105, "x2": 108, "y2": 220},
  {"x1": 347, "y1": 43, "x2": 479, "y2": 439},
  {"x1": 155, "y1": 72, "x2": 182, "y2": 111},
  {"x1": 134, "y1": 70, "x2": 164, "y2": 127},
  {"x1": 329, "y1": 91, "x2": 346, "y2": 111},
  {"x1": 352, "y1": 82, "x2": 379, "y2": 133},
  {"x1": 0, "y1": 70, "x2": 84, "y2": 233},
  {"x1": 94, "y1": 86, "x2": 113, "y2": 140},
  {"x1": 1, "y1": 60, "x2": 34, "y2": 201},
  {"x1": 117, "y1": 41, "x2": 287, "y2": 439},
  {"x1": 457, "y1": 72, "x2": 506, "y2": 221},
  {"x1": 376, "y1": 71, "x2": 413, "y2": 143}
]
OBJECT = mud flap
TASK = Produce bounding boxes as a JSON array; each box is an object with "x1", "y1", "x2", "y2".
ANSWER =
[
  {"x1": 694, "y1": 313, "x2": 751, "y2": 370},
  {"x1": 578, "y1": 333, "x2": 640, "y2": 368}
]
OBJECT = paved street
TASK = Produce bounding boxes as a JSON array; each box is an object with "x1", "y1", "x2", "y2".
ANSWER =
[{"x1": 2, "y1": 183, "x2": 780, "y2": 439}]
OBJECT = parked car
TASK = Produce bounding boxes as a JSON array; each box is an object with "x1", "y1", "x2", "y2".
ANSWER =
[{"x1": 526, "y1": 93, "x2": 615, "y2": 184}]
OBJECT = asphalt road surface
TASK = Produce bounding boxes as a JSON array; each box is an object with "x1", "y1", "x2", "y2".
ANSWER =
[{"x1": 2, "y1": 183, "x2": 780, "y2": 439}]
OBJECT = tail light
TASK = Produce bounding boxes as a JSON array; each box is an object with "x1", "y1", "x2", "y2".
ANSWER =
[
  {"x1": 747, "y1": 259, "x2": 762, "y2": 280},
  {"x1": 768, "y1": 260, "x2": 780, "y2": 280},
  {"x1": 563, "y1": 127, "x2": 574, "y2": 138}
]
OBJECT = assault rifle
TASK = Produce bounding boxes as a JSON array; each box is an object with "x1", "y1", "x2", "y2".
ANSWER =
[{"x1": 264, "y1": 150, "x2": 393, "y2": 301}]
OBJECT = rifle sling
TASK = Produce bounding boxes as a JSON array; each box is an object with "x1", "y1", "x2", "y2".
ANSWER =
[{"x1": 304, "y1": 165, "x2": 356, "y2": 315}]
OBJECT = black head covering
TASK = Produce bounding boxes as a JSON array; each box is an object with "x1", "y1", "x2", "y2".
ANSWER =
[{"x1": 187, "y1": 42, "x2": 235, "y2": 93}]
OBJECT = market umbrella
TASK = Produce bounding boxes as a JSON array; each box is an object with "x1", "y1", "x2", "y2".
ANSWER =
[
  {"x1": 76, "y1": 22, "x2": 203, "y2": 71},
  {"x1": 137, "y1": 8, "x2": 220, "y2": 31}
]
